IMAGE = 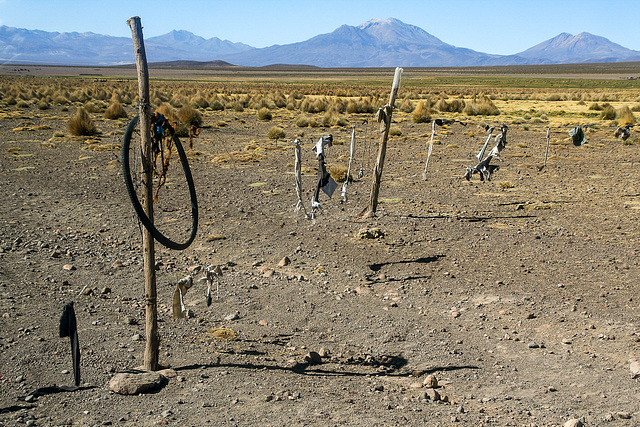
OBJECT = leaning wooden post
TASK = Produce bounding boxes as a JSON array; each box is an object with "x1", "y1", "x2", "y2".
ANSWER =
[
  {"x1": 359, "y1": 67, "x2": 403, "y2": 218},
  {"x1": 127, "y1": 16, "x2": 159, "y2": 371}
]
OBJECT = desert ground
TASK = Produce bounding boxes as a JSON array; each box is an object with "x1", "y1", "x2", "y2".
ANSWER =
[{"x1": 2, "y1": 65, "x2": 640, "y2": 426}]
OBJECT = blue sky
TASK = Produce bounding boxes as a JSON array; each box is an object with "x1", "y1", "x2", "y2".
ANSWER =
[{"x1": 1, "y1": 0, "x2": 639, "y2": 54}]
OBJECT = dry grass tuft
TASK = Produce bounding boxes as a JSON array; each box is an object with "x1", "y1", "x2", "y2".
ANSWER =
[
  {"x1": 211, "y1": 151, "x2": 264, "y2": 163},
  {"x1": 412, "y1": 100, "x2": 432, "y2": 123},
  {"x1": 616, "y1": 105, "x2": 636, "y2": 126},
  {"x1": 328, "y1": 165, "x2": 350, "y2": 183},
  {"x1": 104, "y1": 100, "x2": 128, "y2": 120},
  {"x1": 68, "y1": 107, "x2": 98, "y2": 136}
]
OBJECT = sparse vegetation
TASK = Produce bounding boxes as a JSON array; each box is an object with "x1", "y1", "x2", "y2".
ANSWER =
[
  {"x1": 68, "y1": 107, "x2": 97, "y2": 136},
  {"x1": 267, "y1": 126, "x2": 285, "y2": 141},
  {"x1": 104, "y1": 100, "x2": 127, "y2": 120},
  {"x1": 257, "y1": 107, "x2": 272, "y2": 121},
  {"x1": 616, "y1": 105, "x2": 635, "y2": 126}
]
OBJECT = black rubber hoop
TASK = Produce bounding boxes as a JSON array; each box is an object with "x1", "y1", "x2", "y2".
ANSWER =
[{"x1": 121, "y1": 115, "x2": 198, "y2": 250}]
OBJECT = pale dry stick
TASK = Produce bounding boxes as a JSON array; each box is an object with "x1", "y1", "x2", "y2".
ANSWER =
[
  {"x1": 477, "y1": 126, "x2": 495, "y2": 161},
  {"x1": 293, "y1": 139, "x2": 310, "y2": 218},
  {"x1": 538, "y1": 127, "x2": 551, "y2": 171},
  {"x1": 341, "y1": 125, "x2": 356, "y2": 202},
  {"x1": 422, "y1": 120, "x2": 436, "y2": 180}
]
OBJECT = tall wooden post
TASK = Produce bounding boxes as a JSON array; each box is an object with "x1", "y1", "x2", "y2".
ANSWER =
[
  {"x1": 360, "y1": 67, "x2": 403, "y2": 218},
  {"x1": 127, "y1": 16, "x2": 159, "y2": 371}
]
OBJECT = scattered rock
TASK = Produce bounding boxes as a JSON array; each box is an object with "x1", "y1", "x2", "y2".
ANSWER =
[
  {"x1": 630, "y1": 359, "x2": 640, "y2": 378},
  {"x1": 125, "y1": 317, "x2": 138, "y2": 326},
  {"x1": 428, "y1": 388, "x2": 441, "y2": 401},
  {"x1": 262, "y1": 268, "x2": 275, "y2": 278},
  {"x1": 157, "y1": 369, "x2": 177, "y2": 379},
  {"x1": 131, "y1": 334, "x2": 143, "y2": 341},
  {"x1": 318, "y1": 347, "x2": 331, "y2": 358},
  {"x1": 563, "y1": 419, "x2": 583, "y2": 427},
  {"x1": 617, "y1": 412, "x2": 632, "y2": 420},
  {"x1": 224, "y1": 312, "x2": 240, "y2": 321},
  {"x1": 101, "y1": 287, "x2": 111, "y2": 295},
  {"x1": 278, "y1": 256, "x2": 290, "y2": 267},
  {"x1": 528, "y1": 341, "x2": 540, "y2": 349},
  {"x1": 355, "y1": 285, "x2": 372, "y2": 296},
  {"x1": 423, "y1": 374, "x2": 438, "y2": 388},
  {"x1": 304, "y1": 351, "x2": 322, "y2": 364},
  {"x1": 109, "y1": 370, "x2": 167, "y2": 395},
  {"x1": 62, "y1": 264, "x2": 75, "y2": 271}
]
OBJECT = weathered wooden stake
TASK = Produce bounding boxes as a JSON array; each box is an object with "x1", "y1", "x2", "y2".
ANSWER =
[
  {"x1": 422, "y1": 120, "x2": 436, "y2": 180},
  {"x1": 127, "y1": 16, "x2": 159, "y2": 371},
  {"x1": 360, "y1": 67, "x2": 403, "y2": 218}
]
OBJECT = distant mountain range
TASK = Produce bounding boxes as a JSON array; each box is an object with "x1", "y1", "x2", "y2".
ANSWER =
[{"x1": 2, "y1": 18, "x2": 640, "y2": 68}]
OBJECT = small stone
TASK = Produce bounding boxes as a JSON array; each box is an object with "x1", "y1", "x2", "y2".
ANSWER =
[
  {"x1": 160, "y1": 410, "x2": 172, "y2": 418},
  {"x1": 528, "y1": 341, "x2": 540, "y2": 349},
  {"x1": 157, "y1": 369, "x2": 177, "y2": 379},
  {"x1": 224, "y1": 312, "x2": 240, "y2": 321},
  {"x1": 15, "y1": 375, "x2": 24, "y2": 383},
  {"x1": 354, "y1": 285, "x2": 372, "y2": 296},
  {"x1": 526, "y1": 313, "x2": 536, "y2": 319},
  {"x1": 125, "y1": 317, "x2": 138, "y2": 326},
  {"x1": 630, "y1": 359, "x2": 640, "y2": 378},
  {"x1": 563, "y1": 419, "x2": 583, "y2": 427},
  {"x1": 62, "y1": 264, "x2": 75, "y2": 271},
  {"x1": 304, "y1": 351, "x2": 322, "y2": 364},
  {"x1": 423, "y1": 374, "x2": 438, "y2": 388},
  {"x1": 101, "y1": 287, "x2": 111, "y2": 295},
  {"x1": 561, "y1": 338, "x2": 572, "y2": 345},
  {"x1": 258, "y1": 319, "x2": 268, "y2": 326},
  {"x1": 131, "y1": 334, "x2": 143, "y2": 341},
  {"x1": 617, "y1": 412, "x2": 632, "y2": 420},
  {"x1": 451, "y1": 311, "x2": 461, "y2": 318},
  {"x1": 262, "y1": 269, "x2": 275, "y2": 278},
  {"x1": 318, "y1": 347, "x2": 331, "y2": 358},
  {"x1": 427, "y1": 388, "x2": 441, "y2": 401},
  {"x1": 61, "y1": 369, "x2": 70, "y2": 374},
  {"x1": 111, "y1": 260, "x2": 123, "y2": 268},
  {"x1": 278, "y1": 256, "x2": 290, "y2": 267},
  {"x1": 187, "y1": 265, "x2": 201, "y2": 273},
  {"x1": 109, "y1": 371, "x2": 167, "y2": 395},
  {"x1": 82, "y1": 287, "x2": 93, "y2": 296},
  {"x1": 409, "y1": 382, "x2": 423, "y2": 389}
]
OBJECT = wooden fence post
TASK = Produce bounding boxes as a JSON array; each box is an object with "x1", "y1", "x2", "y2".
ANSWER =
[
  {"x1": 360, "y1": 67, "x2": 403, "y2": 218},
  {"x1": 127, "y1": 16, "x2": 159, "y2": 371}
]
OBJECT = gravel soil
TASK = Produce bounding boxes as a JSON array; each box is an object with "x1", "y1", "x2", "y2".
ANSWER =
[{"x1": 1, "y1": 98, "x2": 640, "y2": 426}]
